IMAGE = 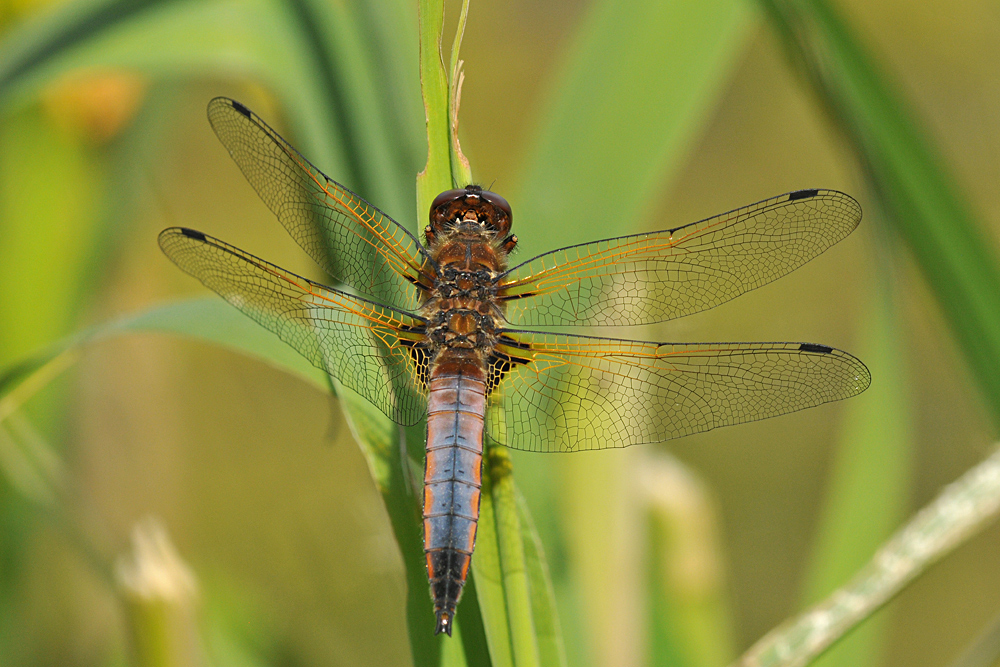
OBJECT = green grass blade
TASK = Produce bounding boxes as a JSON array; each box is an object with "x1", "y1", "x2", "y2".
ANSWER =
[
  {"x1": 451, "y1": 575, "x2": 493, "y2": 667},
  {"x1": 446, "y1": 0, "x2": 472, "y2": 187},
  {"x1": 416, "y1": 0, "x2": 452, "y2": 217},
  {"x1": 352, "y1": 0, "x2": 425, "y2": 209},
  {"x1": 0, "y1": 295, "x2": 441, "y2": 665},
  {"x1": 474, "y1": 466, "x2": 515, "y2": 667},
  {"x1": 734, "y1": 442, "x2": 1000, "y2": 667},
  {"x1": 756, "y1": 0, "x2": 1000, "y2": 426},
  {"x1": 0, "y1": 299, "x2": 323, "y2": 404},
  {"x1": 488, "y1": 447, "x2": 539, "y2": 667},
  {"x1": 475, "y1": 423, "x2": 559, "y2": 665},
  {"x1": 289, "y1": 0, "x2": 421, "y2": 222},
  {"x1": 517, "y1": 492, "x2": 567, "y2": 667}
]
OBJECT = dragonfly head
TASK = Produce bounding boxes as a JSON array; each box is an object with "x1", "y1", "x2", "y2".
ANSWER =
[{"x1": 429, "y1": 185, "x2": 512, "y2": 239}]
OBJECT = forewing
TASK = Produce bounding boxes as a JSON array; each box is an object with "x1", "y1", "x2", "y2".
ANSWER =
[
  {"x1": 207, "y1": 97, "x2": 432, "y2": 309},
  {"x1": 486, "y1": 331, "x2": 870, "y2": 452},
  {"x1": 500, "y1": 189, "x2": 861, "y2": 327},
  {"x1": 159, "y1": 227, "x2": 428, "y2": 426}
]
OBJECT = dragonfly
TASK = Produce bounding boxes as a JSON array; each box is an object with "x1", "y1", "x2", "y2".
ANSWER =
[{"x1": 159, "y1": 97, "x2": 870, "y2": 636}]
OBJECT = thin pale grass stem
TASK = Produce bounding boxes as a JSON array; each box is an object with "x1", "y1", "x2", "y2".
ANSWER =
[{"x1": 734, "y1": 444, "x2": 1000, "y2": 667}]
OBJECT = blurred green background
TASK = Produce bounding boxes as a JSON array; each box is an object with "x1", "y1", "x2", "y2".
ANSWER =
[{"x1": 1, "y1": 0, "x2": 999, "y2": 665}]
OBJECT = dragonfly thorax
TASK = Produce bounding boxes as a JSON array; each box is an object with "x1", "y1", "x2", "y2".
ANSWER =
[{"x1": 423, "y1": 242, "x2": 504, "y2": 355}]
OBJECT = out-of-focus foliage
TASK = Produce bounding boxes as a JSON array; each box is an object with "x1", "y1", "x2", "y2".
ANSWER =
[{"x1": 1, "y1": 0, "x2": 999, "y2": 666}]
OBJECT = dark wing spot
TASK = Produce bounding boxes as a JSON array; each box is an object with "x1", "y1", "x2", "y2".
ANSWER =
[
  {"x1": 231, "y1": 100, "x2": 252, "y2": 118},
  {"x1": 180, "y1": 228, "x2": 207, "y2": 241},
  {"x1": 788, "y1": 189, "x2": 819, "y2": 201},
  {"x1": 799, "y1": 343, "x2": 833, "y2": 354}
]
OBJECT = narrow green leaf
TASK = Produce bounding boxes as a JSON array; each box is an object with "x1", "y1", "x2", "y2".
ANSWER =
[
  {"x1": 474, "y1": 456, "x2": 515, "y2": 667},
  {"x1": 0, "y1": 298, "x2": 324, "y2": 405},
  {"x1": 517, "y1": 493, "x2": 567, "y2": 667},
  {"x1": 447, "y1": 0, "x2": 472, "y2": 187},
  {"x1": 452, "y1": 576, "x2": 494, "y2": 667},
  {"x1": 441, "y1": 621, "x2": 471, "y2": 667},
  {"x1": 290, "y1": 0, "x2": 422, "y2": 221},
  {"x1": 416, "y1": 0, "x2": 452, "y2": 218},
  {"x1": 0, "y1": 295, "x2": 441, "y2": 665},
  {"x1": 488, "y1": 447, "x2": 540, "y2": 667}
]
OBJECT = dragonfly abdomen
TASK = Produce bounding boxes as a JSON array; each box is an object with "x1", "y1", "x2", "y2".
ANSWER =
[{"x1": 423, "y1": 350, "x2": 487, "y2": 636}]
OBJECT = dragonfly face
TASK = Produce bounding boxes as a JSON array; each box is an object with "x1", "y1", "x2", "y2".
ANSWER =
[{"x1": 159, "y1": 97, "x2": 871, "y2": 635}]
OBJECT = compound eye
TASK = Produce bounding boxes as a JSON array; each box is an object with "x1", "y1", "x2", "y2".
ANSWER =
[
  {"x1": 430, "y1": 189, "x2": 469, "y2": 216},
  {"x1": 479, "y1": 190, "x2": 512, "y2": 223}
]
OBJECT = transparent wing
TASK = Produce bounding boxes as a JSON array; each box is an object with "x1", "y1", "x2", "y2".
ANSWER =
[
  {"x1": 207, "y1": 97, "x2": 433, "y2": 309},
  {"x1": 499, "y1": 189, "x2": 861, "y2": 327},
  {"x1": 159, "y1": 227, "x2": 428, "y2": 425},
  {"x1": 486, "y1": 331, "x2": 870, "y2": 452}
]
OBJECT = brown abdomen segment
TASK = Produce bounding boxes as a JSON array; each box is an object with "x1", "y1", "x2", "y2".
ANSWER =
[{"x1": 423, "y1": 351, "x2": 487, "y2": 636}]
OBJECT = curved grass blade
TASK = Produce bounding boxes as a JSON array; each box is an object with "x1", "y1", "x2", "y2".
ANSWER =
[
  {"x1": 0, "y1": 296, "x2": 438, "y2": 667},
  {"x1": 517, "y1": 490, "x2": 567, "y2": 667},
  {"x1": 733, "y1": 443, "x2": 1000, "y2": 667}
]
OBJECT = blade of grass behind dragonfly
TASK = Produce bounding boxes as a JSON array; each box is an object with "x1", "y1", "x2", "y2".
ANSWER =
[
  {"x1": 413, "y1": 1, "x2": 460, "y2": 661},
  {"x1": 488, "y1": 446, "x2": 540, "y2": 667},
  {"x1": 474, "y1": 458, "x2": 515, "y2": 667},
  {"x1": 517, "y1": 489, "x2": 567, "y2": 667},
  {"x1": 473, "y1": 395, "x2": 565, "y2": 667},
  {"x1": 290, "y1": 0, "x2": 423, "y2": 226},
  {"x1": 417, "y1": 2, "x2": 534, "y2": 663},
  {"x1": 416, "y1": 0, "x2": 453, "y2": 215},
  {"x1": 510, "y1": 0, "x2": 752, "y2": 662},
  {"x1": 756, "y1": 0, "x2": 1000, "y2": 427}
]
